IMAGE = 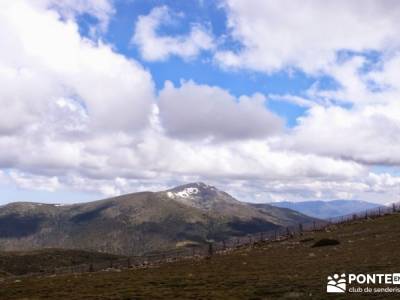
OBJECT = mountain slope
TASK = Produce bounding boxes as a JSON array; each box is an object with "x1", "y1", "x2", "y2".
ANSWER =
[
  {"x1": 0, "y1": 183, "x2": 315, "y2": 255},
  {"x1": 269, "y1": 199, "x2": 381, "y2": 219},
  {"x1": 0, "y1": 249, "x2": 123, "y2": 276},
  {"x1": 2, "y1": 210, "x2": 399, "y2": 299}
]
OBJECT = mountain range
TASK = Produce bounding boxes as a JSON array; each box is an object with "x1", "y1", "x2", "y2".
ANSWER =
[
  {"x1": 0, "y1": 182, "x2": 315, "y2": 255},
  {"x1": 269, "y1": 199, "x2": 381, "y2": 219}
]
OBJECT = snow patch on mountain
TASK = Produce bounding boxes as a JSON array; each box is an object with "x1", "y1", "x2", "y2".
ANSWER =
[{"x1": 167, "y1": 187, "x2": 199, "y2": 199}]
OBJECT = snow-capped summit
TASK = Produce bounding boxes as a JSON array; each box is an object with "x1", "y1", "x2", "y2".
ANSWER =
[
  {"x1": 164, "y1": 182, "x2": 229, "y2": 210},
  {"x1": 166, "y1": 182, "x2": 216, "y2": 198}
]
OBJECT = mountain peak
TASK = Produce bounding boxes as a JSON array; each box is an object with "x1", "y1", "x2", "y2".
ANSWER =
[
  {"x1": 166, "y1": 182, "x2": 217, "y2": 198},
  {"x1": 163, "y1": 182, "x2": 225, "y2": 210},
  {"x1": 177, "y1": 182, "x2": 215, "y2": 189}
]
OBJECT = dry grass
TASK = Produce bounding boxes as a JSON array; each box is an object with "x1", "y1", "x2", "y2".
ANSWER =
[
  {"x1": 1, "y1": 213, "x2": 400, "y2": 299},
  {"x1": 0, "y1": 249, "x2": 123, "y2": 276}
]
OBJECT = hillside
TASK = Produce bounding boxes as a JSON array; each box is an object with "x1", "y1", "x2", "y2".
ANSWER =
[
  {"x1": 268, "y1": 199, "x2": 381, "y2": 219},
  {"x1": 0, "y1": 249, "x2": 123, "y2": 276},
  {"x1": 1, "y1": 210, "x2": 399, "y2": 299},
  {"x1": 0, "y1": 183, "x2": 314, "y2": 255}
]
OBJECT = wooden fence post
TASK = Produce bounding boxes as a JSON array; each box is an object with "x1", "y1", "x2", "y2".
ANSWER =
[{"x1": 207, "y1": 242, "x2": 214, "y2": 257}]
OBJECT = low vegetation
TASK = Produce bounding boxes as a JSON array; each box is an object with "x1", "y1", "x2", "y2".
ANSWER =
[
  {"x1": 0, "y1": 249, "x2": 123, "y2": 276},
  {"x1": 311, "y1": 238, "x2": 340, "y2": 248},
  {"x1": 1, "y1": 213, "x2": 399, "y2": 299}
]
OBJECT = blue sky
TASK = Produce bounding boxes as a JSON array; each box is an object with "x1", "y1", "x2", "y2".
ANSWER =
[
  {"x1": 94, "y1": 0, "x2": 314, "y2": 127},
  {"x1": 1, "y1": 0, "x2": 400, "y2": 205}
]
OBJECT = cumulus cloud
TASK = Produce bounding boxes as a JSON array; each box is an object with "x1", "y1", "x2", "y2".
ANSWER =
[
  {"x1": 0, "y1": 0, "x2": 154, "y2": 135},
  {"x1": 0, "y1": 1, "x2": 399, "y2": 205},
  {"x1": 272, "y1": 53, "x2": 400, "y2": 167},
  {"x1": 158, "y1": 80, "x2": 283, "y2": 140},
  {"x1": 280, "y1": 104, "x2": 400, "y2": 166},
  {"x1": 216, "y1": 0, "x2": 400, "y2": 73},
  {"x1": 132, "y1": 6, "x2": 215, "y2": 61},
  {"x1": 0, "y1": 0, "x2": 155, "y2": 189}
]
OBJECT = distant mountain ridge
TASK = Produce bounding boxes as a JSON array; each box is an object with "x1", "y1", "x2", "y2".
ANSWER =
[
  {"x1": 269, "y1": 200, "x2": 381, "y2": 219},
  {"x1": 0, "y1": 183, "x2": 315, "y2": 255}
]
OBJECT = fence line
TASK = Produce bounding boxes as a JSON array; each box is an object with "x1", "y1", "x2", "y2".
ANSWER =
[{"x1": 8, "y1": 202, "x2": 400, "y2": 278}]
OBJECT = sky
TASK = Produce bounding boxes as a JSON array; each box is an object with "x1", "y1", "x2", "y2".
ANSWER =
[{"x1": 0, "y1": 0, "x2": 400, "y2": 205}]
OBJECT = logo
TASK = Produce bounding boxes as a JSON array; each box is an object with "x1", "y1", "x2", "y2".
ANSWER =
[
  {"x1": 327, "y1": 273, "x2": 346, "y2": 293},
  {"x1": 326, "y1": 273, "x2": 400, "y2": 294}
]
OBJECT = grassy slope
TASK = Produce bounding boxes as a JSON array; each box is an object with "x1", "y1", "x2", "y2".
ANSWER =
[
  {"x1": 0, "y1": 249, "x2": 123, "y2": 276},
  {"x1": 1, "y1": 213, "x2": 400, "y2": 299}
]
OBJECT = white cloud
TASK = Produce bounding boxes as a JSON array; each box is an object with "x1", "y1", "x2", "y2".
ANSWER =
[
  {"x1": 216, "y1": 0, "x2": 400, "y2": 73},
  {"x1": 0, "y1": 0, "x2": 154, "y2": 135},
  {"x1": 368, "y1": 53, "x2": 400, "y2": 94},
  {"x1": 0, "y1": 0, "x2": 399, "y2": 206},
  {"x1": 41, "y1": 0, "x2": 115, "y2": 33},
  {"x1": 0, "y1": 133, "x2": 372, "y2": 201},
  {"x1": 268, "y1": 94, "x2": 317, "y2": 108},
  {"x1": 132, "y1": 6, "x2": 215, "y2": 61},
  {"x1": 225, "y1": 171, "x2": 400, "y2": 204},
  {"x1": 280, "y1": 103, "x2": 400, "y2": 166},
  {"x1": 158, "y1": 80, "x2": 283, "y2": 140},
  {"x1": 273, "y1": 53, "x2": 400, "y2": 167},
  {"x1": 0, "y1": 0, "x2": 156, "y2": 190},
  {"x1": 5, "y1": 171, "x2": 61, "y2": 192}
]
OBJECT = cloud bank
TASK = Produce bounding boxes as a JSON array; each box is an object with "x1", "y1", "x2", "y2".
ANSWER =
[{"x1": 0, "y1": 0, "x2": 399, "y2": 205}]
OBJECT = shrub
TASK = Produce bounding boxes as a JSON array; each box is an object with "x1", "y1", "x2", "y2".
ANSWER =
[{"x1": 311, "y1": 238, "x2": 340, "y2": 248}]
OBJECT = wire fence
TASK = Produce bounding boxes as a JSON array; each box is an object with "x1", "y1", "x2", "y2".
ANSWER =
[{"x1": 7, "y1": 202, "x2": 400, "y2": 277}]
